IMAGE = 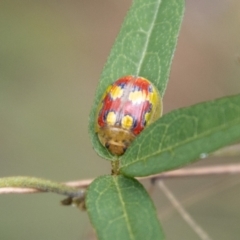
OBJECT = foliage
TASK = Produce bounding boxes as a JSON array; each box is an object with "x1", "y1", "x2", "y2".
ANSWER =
[
  {"x1": 86, "y1": 175, "x2": 164, "y2": 240},
  {"x1": 86, "y1": 0, "x2": 240, "y2": 239},
  {"x1": 1, "y1": 0, "x2": 240, "y2": 239},
  {"x1": 88, "y1": 0, "x2": 185, "y2": 161}
]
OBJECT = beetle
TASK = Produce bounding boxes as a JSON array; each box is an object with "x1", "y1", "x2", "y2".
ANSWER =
[{"x1": 95, "y1": 75, "x2": 162, "y2": 156}]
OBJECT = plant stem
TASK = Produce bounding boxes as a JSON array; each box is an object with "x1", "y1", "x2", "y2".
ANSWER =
[
  {"x1": 157, "y1": 181, "x2": 212, "y2": 240},
  {"x1": 0, "y1": 176, "x2": 84, "y2": 198}
]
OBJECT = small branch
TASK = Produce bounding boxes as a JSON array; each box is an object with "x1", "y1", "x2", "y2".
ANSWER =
[
  {"x1": 157, "y1": 181, "x2": 212, "y2": 240},
  {"x1": 149, "y1": 163, "x2": 240, "y2": 181},
  {"x1": 1, "y1": 163, "x2": 240, "y2": 195},
  {"x1": 0, "y1": 176, "x2": 84, "y2": 198}
]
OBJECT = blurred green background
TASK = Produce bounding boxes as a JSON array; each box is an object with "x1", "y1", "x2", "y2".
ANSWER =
[{"x1": 0, "y1": 1, "x2": 240, "y2": 239}]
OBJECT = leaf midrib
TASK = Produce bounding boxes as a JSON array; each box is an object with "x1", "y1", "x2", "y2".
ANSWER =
[
  {"x1": 135, "y1": 0, "x2": 162, "y2": 76},
  {"x1": 114, "y1": 177, "x2": 135, "y2": 240},
  {"x1": 122, "y1": 117, "x2": 240, "y2": 167}
]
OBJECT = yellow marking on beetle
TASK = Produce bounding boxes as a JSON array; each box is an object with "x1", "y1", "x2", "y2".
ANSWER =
[
  {"x1": 121, "y1": 115, "x2": 134, "y2": 129},
  {"x1": 150, "y1": 88, "x2": 160, "y2": 105},
  {"x1": 144, "y1": 111, "x2": 151, "y2": 125},
  {"x1": 106, "y1": 111, "x2": 117, "y2": 126},
  {"x1": 129, "y1": 90, "x2": 147, "y2": 104},
  {"x1": 148, "y1": 87, "x2": 162, "y2": 124},
  {"x1": 100, "y1": 85, "x2": 112, "y2": 101},
  {"x1": 110, "y1": 85, "x2": 123, "y2": 100}
]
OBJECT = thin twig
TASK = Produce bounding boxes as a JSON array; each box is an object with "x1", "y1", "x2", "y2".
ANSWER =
[
  {"x1": 1, "y1": 163, "x2": 240, "y2": 195},
  {"x1": 157, "y1": 181, "x2": 212, "y2": 240},
  {"x1": 160, "y1": 177, "x2": 240, "y2": 220},
  {"x1": 150, "y1": 163, "x2": 240, "y2": 180},
  {"x1": 0, "y1": 176, "x2": 84, "y2": 197}
]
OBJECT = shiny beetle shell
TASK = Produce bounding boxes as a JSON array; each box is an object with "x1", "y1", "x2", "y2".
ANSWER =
[{"x1": 95, "y1": 75, "x2": 162, "y2": 156}]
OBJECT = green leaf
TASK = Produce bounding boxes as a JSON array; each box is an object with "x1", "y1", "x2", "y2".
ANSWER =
[
  {"x1": 86, "y1": 175, "x2": 164, "y2": 240},
  {"x1": 120, "y1": 94, "x2": 240, "y2": 177},
  {"x1": 89, "y1": 0, "x2": 185, "y2": 160}
]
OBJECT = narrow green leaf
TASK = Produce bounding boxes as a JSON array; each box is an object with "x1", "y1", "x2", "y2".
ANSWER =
[
  {"x1": 86, "y1": 175, "x2": 164, "y2": 240},
  {"x1": 120, "y1": 94, "x2": 240, "y2": 177},
  {"x1": 89, "y1": 0, "x2": 185, "y2": 160}
]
